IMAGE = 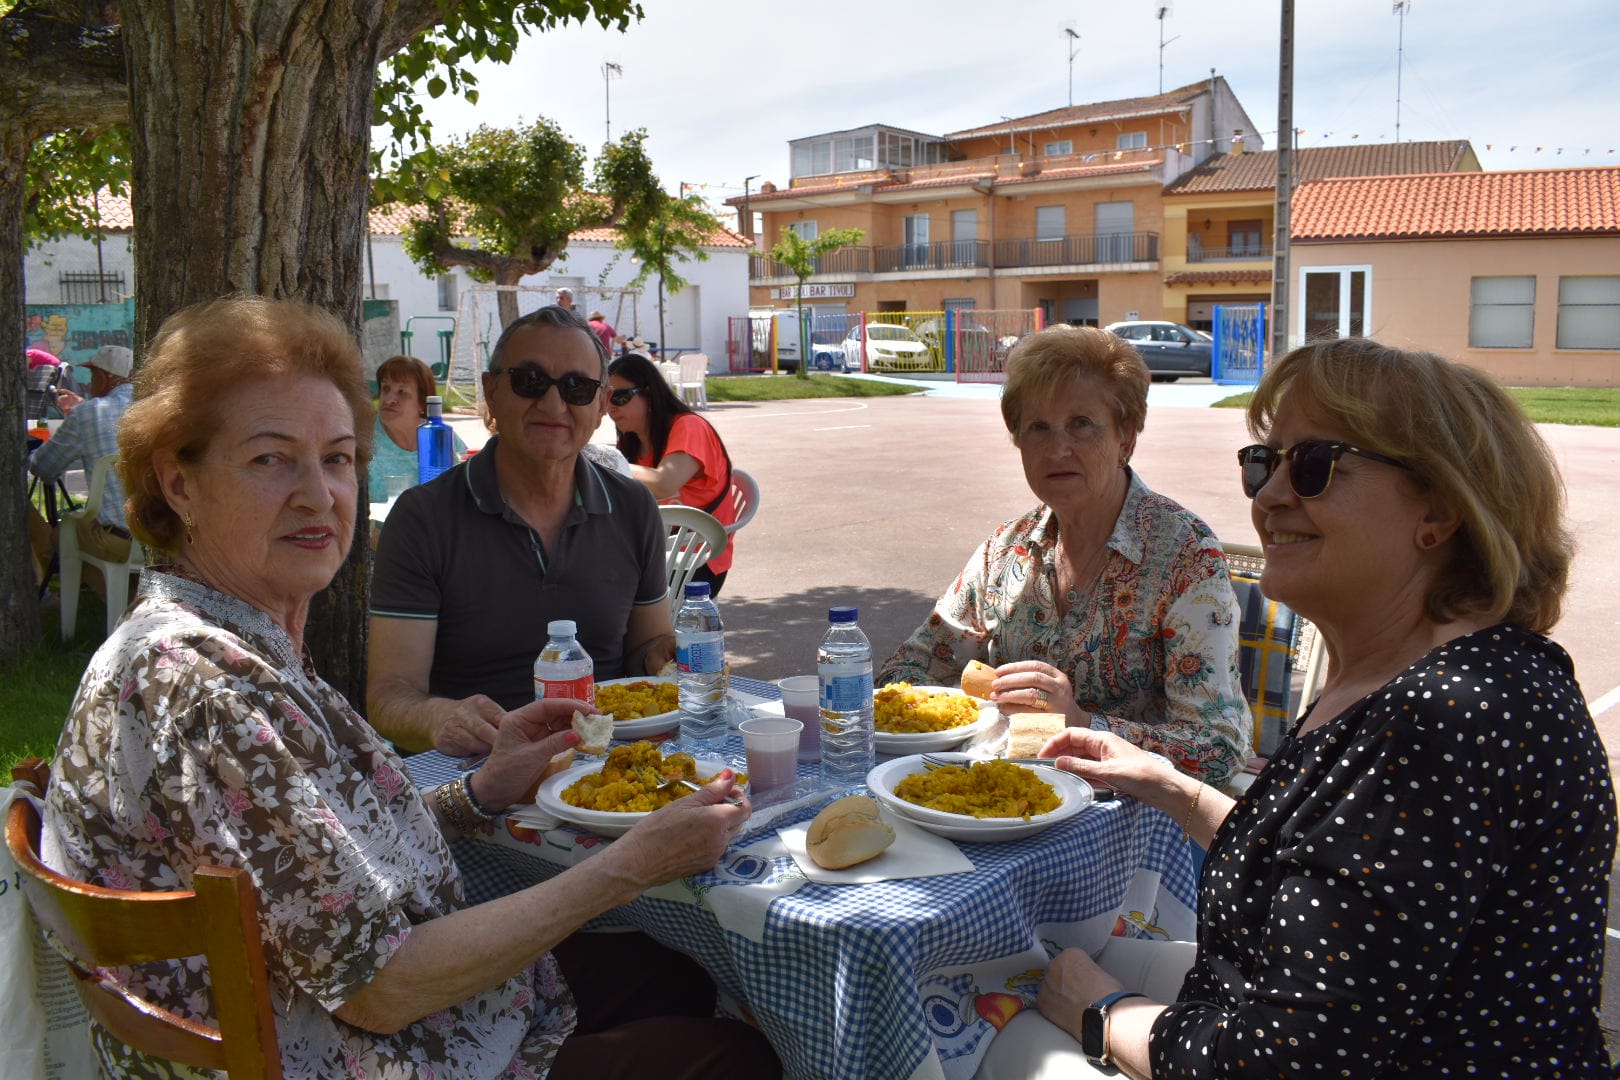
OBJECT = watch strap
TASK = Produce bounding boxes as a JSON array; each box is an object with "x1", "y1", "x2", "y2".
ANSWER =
[{"x1": 1082, "y1": 990, "x2": 1148, "y2": 1066}]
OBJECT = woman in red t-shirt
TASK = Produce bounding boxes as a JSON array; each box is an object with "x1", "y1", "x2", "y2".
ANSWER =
[{"x1": 606, "y1": 353, "x2": 739, "y2": 594}]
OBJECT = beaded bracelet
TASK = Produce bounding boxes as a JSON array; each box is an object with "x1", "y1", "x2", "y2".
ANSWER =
[
  {"x1": 461, "y1": 771, "x2": 498, "y2": 821},
  {"x1": 1180, "y1": 781, "x2": 1204, "y2": 843}
]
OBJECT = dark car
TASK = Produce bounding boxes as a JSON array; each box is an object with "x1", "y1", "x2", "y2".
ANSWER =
[{"x1": 1104, "y1": 321, "x2": 1213, "y2": 381}]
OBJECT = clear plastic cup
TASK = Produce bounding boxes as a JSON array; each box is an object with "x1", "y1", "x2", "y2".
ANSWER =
[
  {"x1": 739, "y1": 716, "x2": 803, "y2": 800},
  {"x1": 778, "y1": 676, "x2": 821, "y2": 763}
]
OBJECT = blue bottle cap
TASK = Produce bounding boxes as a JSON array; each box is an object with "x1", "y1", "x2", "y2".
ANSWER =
[
  {"x1": 828, "y1": 606, "x2": 858, "y2": 623},
  {"x1": 685, "y1": 582, "x2": 711, "y2": 598}
]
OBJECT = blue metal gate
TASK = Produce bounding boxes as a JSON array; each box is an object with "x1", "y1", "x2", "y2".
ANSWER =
[{"x1": 1212, "y1": 304, "x2": 1267, "y2": 386}]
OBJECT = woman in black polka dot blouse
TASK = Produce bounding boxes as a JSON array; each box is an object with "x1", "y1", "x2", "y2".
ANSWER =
[{"x1": 979, "y1": 338, "x2": 1616, "y2": 1078}]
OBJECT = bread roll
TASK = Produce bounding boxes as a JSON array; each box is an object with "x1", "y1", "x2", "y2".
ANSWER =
[
  {"x1": 806, "y1": 794, "x2": 896, "y2": 869},
  {"x1": 571, "y1": 710, "x2": 615, "y2": 755},
  {"x1": 1007, "y1": 713, "x2": 1069, "y2": 758},
  {"x1": 961, "y1": 659, "x2": 997, "y2": 700},
  {"x1": 522, "y1": 747, "x2": 577, "y2": 802}
]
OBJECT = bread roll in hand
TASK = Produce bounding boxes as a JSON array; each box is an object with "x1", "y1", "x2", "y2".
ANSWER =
[
  {"x1": 570, "y1": 711, "x2": 614, "y2": 755},
  {"x1": 961, "y1": 659, "x2": 997, "y2": 700},
  {"x1": 806, "y1": 794, "x2": 896, "y2": 869}
]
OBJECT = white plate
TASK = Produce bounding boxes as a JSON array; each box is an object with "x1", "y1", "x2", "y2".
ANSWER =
[
  {"x1": 872, "y1": 686, "x2": 1000, "y2": 754},
  {"x1": 594, "y1": 676, "x2": 681, "y2": 739},
  {"x1": 865, "y1": 753, "x2": 1092, "y2": 842},
  {"x1": 535, "y1": 755, "x2": 730, "y2": 838}
]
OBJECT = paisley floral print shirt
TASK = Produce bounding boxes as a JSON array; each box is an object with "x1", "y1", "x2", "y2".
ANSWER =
[
  {"x1": 43, "y1": 570, "x2": 577, "y2": 1079},
  {"x1": 879, "y1": 472, "x2": 1251, "y2": 785}
]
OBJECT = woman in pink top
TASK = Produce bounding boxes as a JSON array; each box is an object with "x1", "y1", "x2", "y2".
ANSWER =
[{"x1": 606, "y1": 352, "x2": 738, "y2": 594}]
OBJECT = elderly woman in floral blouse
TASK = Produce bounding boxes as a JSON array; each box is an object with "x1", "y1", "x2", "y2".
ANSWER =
[
  {"x1": 878, "y1": 325, "x2": 1250, "y2": 785},
  {"x1": 40, "y1": 296, "x2": 777, "y2": 1080}
]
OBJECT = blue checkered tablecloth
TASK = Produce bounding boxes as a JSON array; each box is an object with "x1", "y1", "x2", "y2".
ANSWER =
[{"x1": 408, "y1": 675, "x2": 1199, "y2": 1080}]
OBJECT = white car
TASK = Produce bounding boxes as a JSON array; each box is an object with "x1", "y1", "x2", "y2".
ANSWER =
[{"x1": 842, "y1": 322, "x2": 932, "y2": 372}]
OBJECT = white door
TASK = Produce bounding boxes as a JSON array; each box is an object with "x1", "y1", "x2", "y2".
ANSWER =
[
  {"x1": 1095, "y1": 202, "x2": 1134, "y2": 263},
  {"x1": 904, "y1": 214, "x2": 931, "y2": 268},
  {"x1": 1298, "y1": 266, "x2": 1370, "y2": 342},
  {"x1": 951, "y1": 209, "x2": 978, "y2": 267}
]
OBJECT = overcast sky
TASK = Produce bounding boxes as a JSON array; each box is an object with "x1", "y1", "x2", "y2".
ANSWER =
[{"x1": 385, "y1": 0, "x2": 1618, "y2": 227}]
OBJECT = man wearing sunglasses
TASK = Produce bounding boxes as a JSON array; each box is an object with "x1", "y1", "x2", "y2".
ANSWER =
[{"x1": 368, "y1": 305, "x2": 677, "y2": 757}]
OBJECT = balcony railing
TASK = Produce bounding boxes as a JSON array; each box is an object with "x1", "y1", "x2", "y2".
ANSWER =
[
  {"x1": 1188, "y1": 243, "x2": 1273, "y2": 263},
  {"x1": 749, "y1": 231, "x2": 1160, "y2": 280},
  {"x1": 991, "y1": 231, "x2": 1158, "y2": 268}
]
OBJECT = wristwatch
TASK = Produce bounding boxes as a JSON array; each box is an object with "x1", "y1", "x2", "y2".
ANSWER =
[{"x1": 1081, "y1": 989, "x2": 1147, "y2": 1067}]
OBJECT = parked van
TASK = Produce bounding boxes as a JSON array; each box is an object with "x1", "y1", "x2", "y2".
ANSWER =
[{"x1": 748, "y1": 309, "x2": 854, "y2": 372}]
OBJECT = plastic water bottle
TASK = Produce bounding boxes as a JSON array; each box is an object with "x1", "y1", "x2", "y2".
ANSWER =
[
  {"x1": 675, "y1": 582, "x2": 729, "y2": 754},
  {"x1": 533, "y1": 620, "x2": 595, "y2": 707},
  {"x1": 417, "y1": 395, "x2": 455, "y2": 484},
  {"x1": 818, "y1": 606, "x2": 874, "y2": 785}
]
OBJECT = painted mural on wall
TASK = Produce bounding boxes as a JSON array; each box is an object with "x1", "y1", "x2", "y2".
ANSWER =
[{"x1": 24, "y1": 299, "x2": 137, "y2": 368}]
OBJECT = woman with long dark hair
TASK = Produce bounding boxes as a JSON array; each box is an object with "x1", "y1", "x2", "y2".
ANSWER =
[{"x1": 606, "y1": 353, "x2": 738, "y2": 594}]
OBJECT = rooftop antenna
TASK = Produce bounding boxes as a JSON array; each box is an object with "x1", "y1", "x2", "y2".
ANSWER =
[
  {"x1": 1392, "y1": 1, "x2": 1410, "y2": 142},
  {"x1": 1157, "y1": 4, "x2": 1178, "y2": 94},
  {"x1": 602, "y1": 61, "x2": 623, "y2": 144},
  {"x1": 1061, "y1": 23, "x2": 1081, "y2": 107}
]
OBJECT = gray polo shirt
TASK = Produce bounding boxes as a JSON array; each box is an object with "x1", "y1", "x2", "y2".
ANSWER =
[{"x1": 370, "y1": 437, "x2": 668, "y2": 710}]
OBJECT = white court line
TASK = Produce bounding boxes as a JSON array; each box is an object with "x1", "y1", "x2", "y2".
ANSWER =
[
  {"x1": 1609, "y1": 927, "x2": 1620, "y2": 940},
  {"x1": 1590, "y1": 684, "x2": 1620, "y2": 719},
  {"x1": 813, "y1": 425, "x2": 871, "y2": 432},
  {"x1": 716, "y1": 401, "x2": 871, "y2": 421}
]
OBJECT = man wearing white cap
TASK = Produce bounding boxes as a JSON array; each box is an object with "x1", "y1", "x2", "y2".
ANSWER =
[{"x1": 28, "y1": 345, "x2": 136, "y2": 590}]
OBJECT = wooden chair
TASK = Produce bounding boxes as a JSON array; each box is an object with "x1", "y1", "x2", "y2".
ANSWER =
[
  {"x1": 1222, "y1": 543, "x2": 1326, "y2": 792},
  {"x1": 5, "y1": 759, "x2": 283, "y2": 1079},
  {"x1": 59, "y1": 454, "x2": 147, "y2": 641},
  {"x1": 722, "y1": 468, "x2": 761, "y2": 537},
  {"x1": 660, "y1": 505, "x2": 727, "y2": 614}
]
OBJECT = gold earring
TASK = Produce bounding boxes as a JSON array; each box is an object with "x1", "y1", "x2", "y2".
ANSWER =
[{"x1": 184, "y1": 512, "x2": 196, "y2": 544}]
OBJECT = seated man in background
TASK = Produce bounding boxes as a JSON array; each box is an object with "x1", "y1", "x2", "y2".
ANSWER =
[
  {"x1": 369, "y1": 306, "x2": 676, "y2": 755},
  {"x1": 27, "y1": 346, "x2": 136, "y2": 591}
]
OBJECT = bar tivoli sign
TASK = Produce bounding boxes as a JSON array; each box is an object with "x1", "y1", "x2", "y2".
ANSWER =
[{"x1": 774, "y1": 284, "x2": 855, "y2": 300}]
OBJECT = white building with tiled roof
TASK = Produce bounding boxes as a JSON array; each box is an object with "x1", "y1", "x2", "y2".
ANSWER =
[{"x1": 25, "y1": 194, "x2": 751, "y2": 373}]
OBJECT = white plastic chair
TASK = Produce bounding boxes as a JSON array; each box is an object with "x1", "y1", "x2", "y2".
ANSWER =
[
  {"x1": 722, "y1": 468, "x2": 760, "y2": 537},
  {"x1": 59, "y1": 454, "x2": 146, "y2": 641},
  {"x1": 676, "y1": 354, "x2": 709, "y2": 409},
  {"x1": 660, "y1": 506, "x2": 727, "y2": 614}
]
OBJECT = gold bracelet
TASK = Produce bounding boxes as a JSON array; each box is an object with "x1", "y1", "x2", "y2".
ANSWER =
[
  {"x1": 433, "y1": 780, "x2": 467, "y2": 833},
  {"x1": 1180, "y1": 781, "x2": 1204, "y2": 842}
]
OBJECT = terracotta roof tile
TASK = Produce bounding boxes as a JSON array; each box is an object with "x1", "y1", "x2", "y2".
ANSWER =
[
  {"x1": 946, "y1": 80, "x2": 1211, "y2": 139},
  {"x1": 1292, "y1": 167, "x2": 1620, "y2": 240},
  {"x1": 67, "y1": 191, "x2": 748, "y2": 248},
  {"x1": 1164, "y1": 140, "x2": 1477, "y2": 194},
  {"x1": 1164, "y1": 269, "x2": 1272, "y2": 285},
  {"x1": 734, "y1": 158, "x2": 1157, "y2": 206}
]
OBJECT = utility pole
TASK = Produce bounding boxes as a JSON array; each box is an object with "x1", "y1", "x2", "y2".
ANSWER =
[
  {"x1": 602, "y1": 61, "x2": 622, "y2": 144},
  {"x1": 1271, "y1": 0, "x2": 1295, "y2": 363},
  {"x1": 1065, "y1": 28, "x2": 1080, "y2": 107},
  {"x1": 741, "y1": 174, "x2": 759, "y2": 241}
]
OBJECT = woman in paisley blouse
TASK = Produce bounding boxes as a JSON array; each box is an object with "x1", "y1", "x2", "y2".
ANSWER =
[
  {"x1": 979, "y1": 339, "x2": 1615, "y2": 1077},
  {"x1": 40, "y1": 296, "x2": 778, "y2": 1080},
  {"x1": 878, "y1": 325, "x2": 1250, "y2": 786}
]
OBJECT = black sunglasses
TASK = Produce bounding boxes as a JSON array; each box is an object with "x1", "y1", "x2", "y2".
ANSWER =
[
  {"x1": 1237, "y1": 440, "x2": 1412, "y2": 499},
  {"x1": 608, "y1": 385, "x2": 645, "y2": 407},
  {"x1": 487, "y1": 365, "x2": 602, "y2": 405}
]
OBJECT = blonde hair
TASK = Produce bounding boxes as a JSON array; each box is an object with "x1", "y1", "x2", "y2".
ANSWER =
[
  {"x1": 1246, "y1": 337, "x2": 1571, "y2": 632},
  {"x1": 120, "y1": 295, "x2": 374, "y2": 552},
  {"x1": 1001, "y1": 325, "x2": 1150, "y2": 439}
]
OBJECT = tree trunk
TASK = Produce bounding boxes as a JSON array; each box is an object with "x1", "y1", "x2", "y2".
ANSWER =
[
  {"x1": 0, "y1": 129, "x2": 43, "y2": 664},
  {"x1": 121, "y1": 0, "x2": 386, "y2": 702}
]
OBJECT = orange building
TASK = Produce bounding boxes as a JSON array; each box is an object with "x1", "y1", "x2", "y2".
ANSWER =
[{"x1": 729, "y1": 77, "x2": 1261, "y2": 331}]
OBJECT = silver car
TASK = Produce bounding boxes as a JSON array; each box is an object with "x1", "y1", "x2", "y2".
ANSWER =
[{"x1": 1104, "y1": 321, "x2": 1213, "y2": 381}]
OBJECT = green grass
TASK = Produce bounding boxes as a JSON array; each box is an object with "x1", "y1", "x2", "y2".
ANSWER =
[
  {"x1": 1213, "y1": 386, "x2": 1619, "y2": 427},
  {"x1": 707, "y1": 374, "x2": 924, "y2": 402},
  {"x1": 0, "y1": 596, "x2": 105, "y2": 776}
]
